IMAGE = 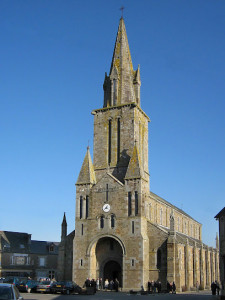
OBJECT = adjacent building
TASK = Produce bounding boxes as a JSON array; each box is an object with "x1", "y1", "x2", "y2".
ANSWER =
[
  {"x1": 58, "y1": 17, "x2": 219, "y2": 291},
  {"x1": 215, "y1": 207, "x2": 225, "y2": 296},
  {"x1": 0, "y1": 231, "x2": 58, "y2": 280}
]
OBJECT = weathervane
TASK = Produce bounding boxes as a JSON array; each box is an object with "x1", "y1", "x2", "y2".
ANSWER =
[{"x1": 120, "y1": 6, "x2": 125, "y2": 18}]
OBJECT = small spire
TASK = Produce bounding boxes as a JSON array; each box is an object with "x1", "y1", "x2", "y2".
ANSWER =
[
  {"x1": 216, "y1": 232, "x2": 219, "y2": 249},
  {"x1": 62, "y1": 212, "x2": 67, "y2": 224},
  {"x1": 61, "y1": 212, "x2": 67, "y2": 240},
  {"x1": 76, "y1": 147, "x2": 96, "y2": 185}
]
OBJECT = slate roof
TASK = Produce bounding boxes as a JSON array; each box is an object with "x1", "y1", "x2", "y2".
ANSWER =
[
  {"x1": 30, "y1": 240, "x2": 59, "y2": 254},
  {"x1": 0, "y1": 230, "x2": 59, "y2": 254},
  {"x1": 150, "y1": 191, "x2": 201, "y2": 224},
  {"x1": 215, "y1": 207, "x2": 225, "y2": 219},
  {"x1": 0, "y1": 231, "x2": 31, "y2": 253}
]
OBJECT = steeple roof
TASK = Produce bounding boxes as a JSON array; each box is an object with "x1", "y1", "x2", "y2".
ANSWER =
[
  {"x1": 76, "y1": 147, "x2": 96, "y2": 185},
  {"x1": 62, "y1": 212, "x2": 67, "y2": 225},
  {"x1": 125, "y1": 143, "x2": 143, "y2": 180},
  {"x1": 106, "y1": 17, "x2": 138, "y2": 105}
]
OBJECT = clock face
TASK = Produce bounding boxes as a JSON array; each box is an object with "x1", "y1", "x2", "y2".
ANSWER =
[{"x1": 103, "y1": 203, "x2": 110, "y2": 212}]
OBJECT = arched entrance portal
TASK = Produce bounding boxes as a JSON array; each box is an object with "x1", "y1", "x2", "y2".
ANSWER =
[
  {"x1": 104, "y1": 260, "x2": 122, "y2": 286},
  {"x1": 95, "y1": 237, "x2": 123, "y2": 287}
]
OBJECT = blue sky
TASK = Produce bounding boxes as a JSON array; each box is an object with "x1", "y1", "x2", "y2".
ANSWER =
[{"x1": 0, "y1": 0, "x2": 224, "y2": 247}]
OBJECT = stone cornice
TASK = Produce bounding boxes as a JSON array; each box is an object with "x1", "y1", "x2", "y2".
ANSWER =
[{"x1": 91, "y1": 103, "x2": 150, "y2": 122}]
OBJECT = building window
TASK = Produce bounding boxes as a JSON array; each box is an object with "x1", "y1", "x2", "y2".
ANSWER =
[
  {"x1": 10, "y1": 256, "x2": 14, "y2": 265},
  {"x1": 39, "y1": 257, "x2": 46, "y2": 267},
  {"x1": 117, "y1": 118, "x2": 120, "y2": 162},
  {"x1": 26, "y1": 256, "x2": 30, "y2": 265},
  {"x1": 86, "y1": 196, "x2": 89, "y2": 218},
  {"x1": 132, "y1": 221, "x2": 134, "y2": 234},
  {"x1": 80, "y1": 196, "x2": 83, "y2": 219},
  {"x1": 128, "y1": 192, "x2": 132, "y2": 216},
  {"x1": 160, "y1": 208, "x2": 162, "y2": 225},
  {"x1": 108, "y1": 119, "x2": 112, "y2": 164},
  {"x1": 135, "y1": 191, "x2": 138, "y2": 216},
  {"x1": 100, "y1": 216, "x2": 104, "y2": 229},
  {"x1": 81, "y1": 224, "x2": 83, "y2": 235},
  {"x1": 149, "y1": 203, "x2": 151, "y2": 220},
  {"x1": 49, "y1": 245, "x2": 54, "y2": 252},
  {"x1": 81, "y1": 259, "x2": 83, "y2": 266},
  {"x1": 111, "y1": 214, "x2": 115, "y2": 228},
  {"x1": 49, "y1": 271, "x2": 55, "y2": 280},
  {"x1": 131, "y1": 259, "x2": 135, "y2": 267}
]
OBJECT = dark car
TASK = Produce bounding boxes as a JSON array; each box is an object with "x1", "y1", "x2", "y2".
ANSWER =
[
  {"x1": 51, "y1": 281, "x2": 81, "y2": 295},
  {"x1": 0, "y1": 283, "x2": 24, "y2": 300},
  {"x1": 2, "y1": 277, "x2": 23, "y2": 289},
  {"x1": 17, "y1": 279, "x2": 38, "y2": 293},
  {"x1": 36, "y1": 280, "x2": 53, "y2": 293}
]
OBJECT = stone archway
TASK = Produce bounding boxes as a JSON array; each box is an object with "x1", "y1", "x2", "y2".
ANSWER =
[
  {"x1": 103, "y1": 260, "x2": 122, "y2": 286},
  {"x1": 94, "y1": 236, "x2": 123, "y2": 287}
]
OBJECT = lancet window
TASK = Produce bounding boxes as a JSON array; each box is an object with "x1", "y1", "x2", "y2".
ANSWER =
[
  {"x1": 86, "y1": 196, "x2": 89, "y2": 219},
  {"x1": 108, "y1": 119, "x2": 112, "y2": 164},
  {"x1": 135, "y1": 191, "x2": 138, "y2": 216},
  {"x1": 128, "y1": 192, "x2": 132, "y2": 216},
  {"x1": 80, "y1": 196, "x2": 83, "y2": 219}
]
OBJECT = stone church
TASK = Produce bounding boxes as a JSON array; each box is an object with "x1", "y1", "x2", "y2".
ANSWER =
[{"x1": 58, "y1": 17, "x2": 219, "y2": 292}]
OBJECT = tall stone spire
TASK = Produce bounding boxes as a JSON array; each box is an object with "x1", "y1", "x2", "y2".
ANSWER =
[
  {"x1": 61, "y1": 212, "x2": 67, "y2": 240},
  {"x1": 76, "y1": 147, "x2": 96, "y2": 185},
  {"x1": 103, "y1": 17, "x2": 141, "y2": 107}
]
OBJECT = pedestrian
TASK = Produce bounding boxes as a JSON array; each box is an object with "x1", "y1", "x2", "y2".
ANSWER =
[
  {"x1": 172, "y1": 281, "x2": 176, "y2": 294},
  {"x1": 215, "y1": 281, "x2": 220, "y2": 295},
  {"x1": 96, "y1": 278, "x2": 99, "y2": 290},
  {"x1": 157, "y1": 280, "x2": 161, "y2": 293},
  {"x1": 104, "y1": 278, "x2": 109, "y2": 290},
  {"x1": 147, "y1": 281, "x2": 151, "y2": 293},
  {"x1": 196, "y1": 281, "x2": 199, "y2": 292},
  {"x1": 109, "y1": 280, "x2": 114, "y2": 291},
  {"x1": 91, "y1": 279, "x2": 96, "y2": 293},
  {"x1": 211, "y1": 282, "x2": 216, "y2": 295},
  {"x1": 84, "y1": 278, "x2": 90, "y2": 288},
  {"x1": 114, "y1": 278, "x2": 119, "y2": 292},
  {"x1": 99, "y1": 278, "x2": 103, "y2": 290}
]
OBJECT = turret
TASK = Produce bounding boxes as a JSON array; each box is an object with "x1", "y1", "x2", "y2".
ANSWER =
[{"x1": 61, "y1": 212, "x2": 67, "y2": 241}]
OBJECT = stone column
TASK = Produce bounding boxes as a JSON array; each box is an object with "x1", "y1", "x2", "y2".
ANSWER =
[
  {"x1": 185, "y1": 239, "x2": 190, "y2": 290},
  {"x1": 193, "y1": 242, "x2": 197, "y2": 287},
  {"x1": 200, "y1": 244, "x2": 205, "y2": 289},
  {"x1": 167, "y1": 232, "x2": 176, "y2": 284}
]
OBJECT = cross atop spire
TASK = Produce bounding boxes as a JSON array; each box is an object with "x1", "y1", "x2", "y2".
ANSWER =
[{"x1": 120, "y1": 6, "x2": 125, "y2": 18}]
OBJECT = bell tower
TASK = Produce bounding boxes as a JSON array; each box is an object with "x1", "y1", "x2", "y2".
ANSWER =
[
  {"x1": 92, "y1": 17, "x2": 150, "y2": 186},
  {"x1": 73, "y1": 17, "x2": 151, "y2": 290}
]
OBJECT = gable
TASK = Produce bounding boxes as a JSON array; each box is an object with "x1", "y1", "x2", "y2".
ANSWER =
[{"x1": 93, "y1": 171, "x2": 124, "y2": 192}]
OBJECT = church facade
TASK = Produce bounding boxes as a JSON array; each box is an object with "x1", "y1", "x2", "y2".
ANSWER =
[{"x1": 58, "y1": 18, "x2": 219, "y2": 292}]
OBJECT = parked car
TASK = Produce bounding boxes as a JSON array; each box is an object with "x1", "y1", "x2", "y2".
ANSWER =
[
  {"x1": 36, "y1": 280, "x2": 53, "y2": 293},
  {"x1": 51, "y1": 281, "x2": 82, "y2": 295},
  {"x1": 0, "y1": 283, "x2": 24, "y2": 300},
  {"x1": 17, "y1": 279, "x2": 38, "y2": 293},
  {"x1": 2, "y1": 277, "x2": 24, "y2": 289}
]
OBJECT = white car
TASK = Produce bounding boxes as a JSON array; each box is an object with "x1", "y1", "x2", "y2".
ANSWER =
[{"x1": 0, "y1": 283, "x2": 23, "y2": 300}]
